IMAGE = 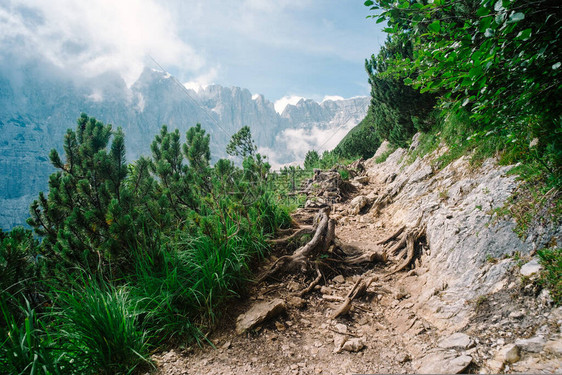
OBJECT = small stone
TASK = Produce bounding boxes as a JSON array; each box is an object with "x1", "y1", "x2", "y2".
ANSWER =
[
  {"x1": 221, "y1": 341, "x2": 231, "y2": 350},
  {"x1": 544, "y1": 338, "x2": 562, "y2": 355},
  {"x1": 396, "y1": 353, "x2": 411, "y2": 363},
  {"x1": 520, "y1": 259, "x2": 542, "y2": 276},
  {"x1": 497, "y1": 344, "x2": 520, "y2": 364},
  {"x1": 333, "y1": 275, "x2": 345, "y2": 284},
  {"x1": 333, "y1": 334, "x2": 347, "y2": 353},
  {"x1": 286, "y1": 280, "x2": 300, "y2": 292},
  {"x1": 287, "y1": 296, "x2": 306, "y2": 309},
  {"x1": 415, "y1": 352, "x2": 472, "y2": 374},
  {"x1": 334, "y1": 323, "x2": 348, "y2": 334},
  {"x1": 236, "y1": 299, "x2": 286, "y2": 334},
  {"x1": 275, "y1": 321, "x2": 286, "y2": 331},
  {"x1": 486, "y1": 359, "x2": 504, "y2": 373},
  {"x1": 438, "y1": 332, "x2": 475, "y2": 350},
  {"x1": 354, "y1": 175, "x2": 369, "y2": 184},
  {"x1": 515, "y1": 336, "x2": 546, "y2": 353},
  {"x1": 509, "y1": 310, "x2": 525, "y2": 319},
  {"x1": 341, "y1": 338, "x2": 365, "y2": 352}
]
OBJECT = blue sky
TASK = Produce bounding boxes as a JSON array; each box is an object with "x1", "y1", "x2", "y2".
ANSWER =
[{"x1": 0, "y1": 0, "x2": 386, "y2": 103}]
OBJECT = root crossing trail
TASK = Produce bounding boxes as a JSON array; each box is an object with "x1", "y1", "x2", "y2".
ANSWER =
[{"x1": 150, "y1": 171, "x2": 437, "y2": 375}]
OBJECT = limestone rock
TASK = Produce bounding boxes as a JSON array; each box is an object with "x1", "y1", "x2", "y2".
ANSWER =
[
  {"x1": 438, "y1": 332, "x2": 475, "y2": 350},
  {"x1": 236, "y1": 299, "x2": 286, "y2": 334},
  {"x1": 515, "y1": 336, "x2": 546, "y2": 353},
  {"x1": 544, "y1": 338, "x2": 562, "y2": 355},
  {"x1": 341, "y1": 338, "x2": 365, "y2": 352},
  {"x1": 496, "y1": 344, "x2": 521, "y2": 364},
  {"x1": 520, "y1": 259, "x2": 542, "y2": 276},
  {"x1": 348, "y1": 195, "x2": 369, "y2": 215},
  {"x1": 415, "y1": 351, "x2": 472, "y2": 374},
  {"x1": 332, "y1": 275, "x2": 345, "y2": 284},
  {"x1": 354, "y1": 175, "x2": 369, "y2": 184}
]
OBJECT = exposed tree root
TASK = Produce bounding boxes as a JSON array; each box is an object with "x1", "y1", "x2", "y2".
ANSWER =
[
  {"x1": 259, "y1": 208, "x2": 385, "y2": 286},
  {"x1": 298, "y1": 264, "x2": 322, "y2": 298},
  {"x1": 376, "y1": 225, "x2": 405, "y2": 245},
  {"x1": 331, "y1": 275, "x2": 378, "y2": 319},
  {"x1": 268, "y1": 226, "x2": 315, "y2": 246}
]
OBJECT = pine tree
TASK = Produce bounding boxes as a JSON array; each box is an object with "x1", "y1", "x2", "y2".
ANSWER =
[{"x1": 27, "y1": 114, "x2": 134, "y2": 277}]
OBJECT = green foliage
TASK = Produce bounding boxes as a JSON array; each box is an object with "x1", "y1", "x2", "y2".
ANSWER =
[
  {"x1": 52, "y1": 281, "x2": 150, "y2": 374},
  {"x1": 14, "y1": 114, "x2": 294, "y2": 373},
  {"x1": 366, "y1": 0, "x2": 562, "y2": 185},
  {"x1": 0, "y1": 299, "x2": 63, "y2": 375},
  {"x1": 334, "y1": 109, "x2": 381, "y2": 159},
  {"x1": 365, "y1": 34, "x2": 437, "y2": 147},
  {"x1": 27, "y1": 114, "x2": 136, "y2": 279},
  {"x1": 304, "y1": 150, "x2": 320, "y2": 170},
  {"x1": 537, "y1": 248, "x2": 562, "y2": 306},
  {"x1": 0, "y1": 227, "x2": 42, "y2": 319},
  {"x1": 226, "y1": 126, "x2": 257, "y2": 158}
]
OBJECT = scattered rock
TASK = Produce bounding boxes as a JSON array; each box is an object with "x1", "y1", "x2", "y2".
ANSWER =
[
  {"x1": 348, "y1": 195, "x2": 369, "y2": 215},
  {"x1": 496, "y1": 344, "x2": 521, "y2": 364},
  {"x1": 520, "y1": 259, "x2": 542, "y2": 276},
  {"x1": 509, "y1": 310, "x2": 526, "y2": 319},
  {"x1": 485, "y1": 359, "x2": 505, "y2": 373},
  {"x1": 544, "y1": 338, "x2": 562, "y2": 355},
  {"x1": 236, "y1": 299, "x2": 286, "y2": 334},
  {"x1": 333, "y1": 334, "x2": 347, "y2": 353},
  {"x1": 333, "y1": 275, "x2": 345, "y2": 284},
  {"x1": 415, "y1": 351, "x2": 472, "y2": 374},
  {"x1": 438, "y1": 332, "x2": 475, "y2": 350},
  {"x1": 287, "y1": 296, "x2": 306, "y2": 309},
  {"x1": 334, "y1": 323, "x2": 348, "y2": 334},
  {"x1": 515, "y1": 336, "x2": 546, "y2": 353},
  {"x1": 221, "y1": 341, "x2": 232, "y2": 350},
  {"x1": 396, "y1": 353, "x2": 411, "y2": 363},
  {"x1": 354, "y1": 175, "x2": 369, "y2": 184},
  {"x1": 341, "y1": 338, "x2": 365, "y2": 352}
]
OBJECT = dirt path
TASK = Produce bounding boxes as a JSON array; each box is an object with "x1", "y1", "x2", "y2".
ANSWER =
[{"x1": 149, "y1": 175, "x2": 439, "y2": 375}]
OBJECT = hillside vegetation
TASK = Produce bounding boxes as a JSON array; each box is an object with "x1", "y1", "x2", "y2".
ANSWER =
[{"x1": 0, "y1": 116, "x2": 293, "y2": 373}]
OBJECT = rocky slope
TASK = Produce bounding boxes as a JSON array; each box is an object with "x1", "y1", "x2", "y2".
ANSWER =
[
  {"x1": 0, "y1": 65, "x2": 368, "y2": 229},
  {"x1": 149, "y1": 138, "x2": 561, "y2": 374}
]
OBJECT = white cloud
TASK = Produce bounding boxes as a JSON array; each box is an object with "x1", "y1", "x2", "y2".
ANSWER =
[
  {"x1": 0, "y1": 0, "x2": 205, "y2": 85},
  {"x1": 183, "y1": 67, "x2": 219, "y2": 93},
  {"x1": 273, "y1": 119, "x2": 357, "y2": 166},
  {"x1": 322, "y1": 95, "x2": 345, "y2": 102},
  {"x1": 274, "y1": 95, "x2": 304, "y2": 114}
]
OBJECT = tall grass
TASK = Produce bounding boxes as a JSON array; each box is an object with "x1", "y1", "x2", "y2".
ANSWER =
[
  {"x1": 51, "y1": 281, "x2": 151, "y2": 374},
  {"x1": 0, "y1": 298, "x2": 63, "y2": 375}
]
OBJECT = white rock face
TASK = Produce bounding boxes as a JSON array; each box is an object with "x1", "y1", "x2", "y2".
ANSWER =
[{"x1": 364, "y1": 138, "x2": 562, "y2": 332}]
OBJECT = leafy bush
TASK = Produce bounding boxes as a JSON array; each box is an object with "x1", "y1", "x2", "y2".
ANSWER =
[{"x1": 365, "y1": 0, "x2": 562, "y2": 186}]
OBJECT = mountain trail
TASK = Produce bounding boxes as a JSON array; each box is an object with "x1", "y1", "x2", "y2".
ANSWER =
[{"x1": 149, "y1": 143, "x2": 561, "y2": 374}]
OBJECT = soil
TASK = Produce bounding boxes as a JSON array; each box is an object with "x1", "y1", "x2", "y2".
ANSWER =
[{"x1": 147, "y1": 169, "x2": 561, "y2": 375}]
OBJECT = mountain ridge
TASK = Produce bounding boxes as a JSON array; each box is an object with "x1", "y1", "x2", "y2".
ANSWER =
[{"x1": 0, "y1": 65, "x2": 368, "y2": 229}]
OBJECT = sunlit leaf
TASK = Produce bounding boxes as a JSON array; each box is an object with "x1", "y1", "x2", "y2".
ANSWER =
[
  {"x1": 428, "y1": 20, "x2": 441, "y2": 33},
  {"x1": 508, "y1": 12, "x2": 525, "y2": 22}
]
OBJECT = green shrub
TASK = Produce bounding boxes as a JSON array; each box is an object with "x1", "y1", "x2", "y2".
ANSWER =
[{"x1": 537, "y1": 248, "x2": 562, "y2": 306}]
